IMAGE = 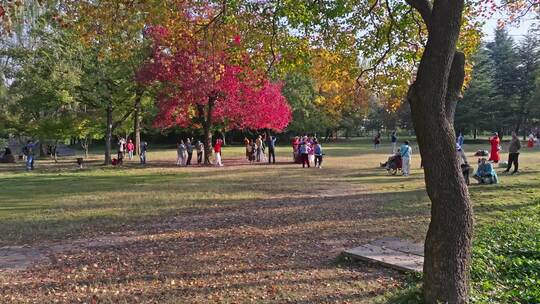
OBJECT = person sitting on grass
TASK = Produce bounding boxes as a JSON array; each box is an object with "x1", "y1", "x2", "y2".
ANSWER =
[{"x1": 473, "y1": 157, "x2": 498, "y2": 184}]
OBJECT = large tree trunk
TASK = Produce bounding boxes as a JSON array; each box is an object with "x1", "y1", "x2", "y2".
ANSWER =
[
  {"x1": 405, "y1": 0, "x2": 473, "y2": 302},
  {"x1": 134, "y1": 91, "x2": 142, "y2": 156},
  {"x1": 105, "y1": 103, "x2": 113, "y2": 165}
]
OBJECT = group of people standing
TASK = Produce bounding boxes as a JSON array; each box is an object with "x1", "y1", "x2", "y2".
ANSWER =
[
  {"x1": 116, "y1": 138, "x2": 147, "y2": 165},
  {"x1": 291, "y1": 135, "x2": 324, "y2": 168},
  {"x1": 244, "y1": 135, "x2": 277, "y2": 164},
  {"x1": 176, "y1": 138, "x2": 205, "y2": 166},
  {"x1": 176, "y1": 138, "x2": 224, "y2": 167}
]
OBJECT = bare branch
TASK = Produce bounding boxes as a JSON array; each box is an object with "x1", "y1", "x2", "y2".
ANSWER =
[{"x1": 355, "y1": 0, "x2": 395, "y2": 86}]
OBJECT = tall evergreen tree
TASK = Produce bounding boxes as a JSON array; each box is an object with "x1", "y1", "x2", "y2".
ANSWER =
[
  {"x1": 516, "y1": 31, "x2": 540, "y2": 133},
  {"x1": 455, "y1": 45, "x2": 499, "y2": 135},
  {"x1": 486, "y1": 28, "x2": 521, "y2": 132}
]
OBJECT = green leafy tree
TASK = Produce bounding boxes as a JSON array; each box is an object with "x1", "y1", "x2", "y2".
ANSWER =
[{"x1": 6, "y1": 27, "x2": 83, "y2": 155}]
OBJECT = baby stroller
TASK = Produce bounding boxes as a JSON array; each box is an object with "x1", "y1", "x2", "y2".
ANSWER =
[{"x1": 381, "y1": 154, "x2": 402, "y2": 175}]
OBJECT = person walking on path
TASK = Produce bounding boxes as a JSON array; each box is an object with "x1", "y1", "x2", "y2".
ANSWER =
[
  {"x1": 391, "y1": 131, "x2": 398, "y2": 153},
  {"x1": 266, "y1": 135, "x2": 277, "y2": 164},
  {"x1": 196, "y1": 140, "x2": 204, "y2": 165},
  {"x1": 177, "y1": 140, "x2": 187, "y2": 166},
  {"x1": 489, "y1": 132, "x2": 501, "y2": 163},
  {"x1": 504, "y1": 132, "x2": 521, "y2": 175},
  {"x1": 214, "y1": 138, "x2": 224, "y2": 166},
  {"x1": 126, "y1": 139, "x2": 135, "y2": 160},
  {"x1": 185, "y1": 138, "x2": 194, "y2": 166},
  {"x1": 400, "y1": 140, "x2": 412, "y2": 176},
  {"x1": 299, "y1": 141, "x2": 310, "y2": 168},
  {"x1": 314, "y1": 140, "x2": 323, "y2": 168},
  {"x1": 140, "y1": 141, "x2": 148, "y2": 164}
]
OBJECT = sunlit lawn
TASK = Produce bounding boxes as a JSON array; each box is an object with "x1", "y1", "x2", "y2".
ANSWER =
[{"x1": 0, "y1": 138, "x2": 538, "y2": 303}]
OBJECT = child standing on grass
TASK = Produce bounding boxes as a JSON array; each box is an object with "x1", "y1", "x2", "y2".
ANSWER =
[{"x1": 314, "y1": 141, "x2": 323, "y2": 168}]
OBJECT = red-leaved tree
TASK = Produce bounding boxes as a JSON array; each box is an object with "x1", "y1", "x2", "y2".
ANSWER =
[{"x1": 138, "y1": 25, "x2": 291, "y2": 164}]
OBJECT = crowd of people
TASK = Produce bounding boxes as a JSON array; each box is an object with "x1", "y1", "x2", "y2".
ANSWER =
[
  {"x1": 6, "y1": 129, "x2": 540, "y2": 176},
  {"x1": 291, "y1": 135, "x2": 324, "y2": 168},
  {"x1": 114, "y1": 138, "x2": 147, "y2": 165},
  {"x1": 244, "y1": 134, "x2": 277, "y2": 164}
]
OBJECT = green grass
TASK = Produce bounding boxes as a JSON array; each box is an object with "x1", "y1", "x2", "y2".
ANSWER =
[
  {"x1": 1, "y1": 139, "x2": 539, "y2": 244},
  {"x1": 1, "y1": 138, "x2": 539, "y2": 303}
]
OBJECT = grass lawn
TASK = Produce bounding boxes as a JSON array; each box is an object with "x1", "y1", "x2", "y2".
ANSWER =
[{"x1": 0, "y1": 138, "x2": 538, "y2": 303}]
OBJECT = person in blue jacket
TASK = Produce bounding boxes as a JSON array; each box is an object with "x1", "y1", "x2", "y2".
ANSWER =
[{"x1": 473, "y1": 157, "x2": 498, "y2": 184}]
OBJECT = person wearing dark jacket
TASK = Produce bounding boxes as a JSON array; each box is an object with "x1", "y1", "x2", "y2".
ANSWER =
[
  {"x1": 504, "y1": 132, "x2": 521, "y2": 174},
  {"x1": 265, "y1": 136, "x2": 277, "y2": 164}
]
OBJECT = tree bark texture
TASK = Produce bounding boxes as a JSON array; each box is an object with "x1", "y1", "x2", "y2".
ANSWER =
[
  {"x1": 105, "y1": 103, "x2": 113, "y2": 165},
  {"x1": 134, "y1": 92, "x2": 142, "y2": 156},
  {"x1": 405, "y1": 0, "x2": 473, "y2": 302},
  {"x1": 203, "y1": 98, "x2": 215, "y2": 165}
]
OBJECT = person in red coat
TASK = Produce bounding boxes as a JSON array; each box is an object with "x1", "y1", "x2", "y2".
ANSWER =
[
  {"x1": 214, "y1": 138, "x2": 223, "y2": 167},
  {"x1": 489, "y1": 132, "x2": 500, "y2": 163}
]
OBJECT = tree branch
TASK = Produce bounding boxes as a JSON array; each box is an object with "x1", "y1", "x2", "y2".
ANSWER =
[
  {"x1": 404, "y1": 0, "x2": 432, "y2": 29},
  {"x1": 112, "y1": 109, "x2": 134, "y2": 131},
  {"x1": 445, "y1": 51, "x2": 465, "y2": 126},
  {"x1": 355, "y1": 0, "x2": 394, "y2": 86}
]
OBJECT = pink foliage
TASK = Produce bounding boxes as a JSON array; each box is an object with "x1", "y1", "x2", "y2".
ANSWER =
[{"x1": 137, "y1": 26, "x2": 291, "y2": 132}]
